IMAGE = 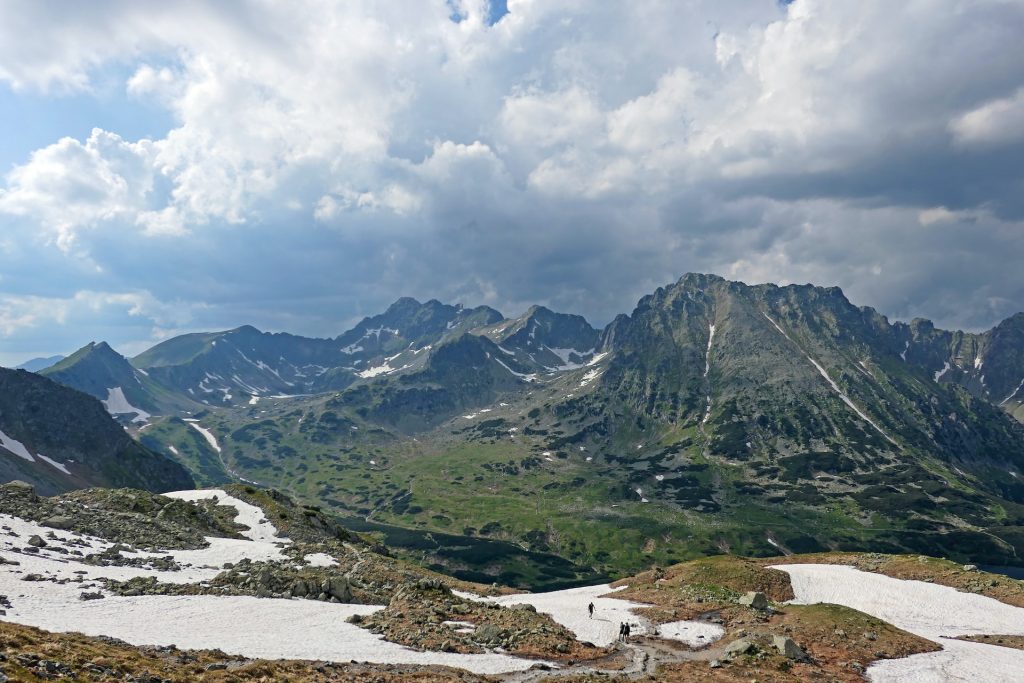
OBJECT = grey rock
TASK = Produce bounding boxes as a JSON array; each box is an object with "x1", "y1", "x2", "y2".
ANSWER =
[
  {"x1": 27, "y1": 535, "x2": 46, "y2": 548},
  {"x1": 475, "y1": 624, "x2": 507, "y2": 643},
  {"x1": 41, "y1": 515, "x2": 75, "y2": 530},
  {"x1": 774, "y1": 635, "x2": 806, "y2": 660},
  {"x1": 724, "y1": 638, "x2": 756, "y2": 657},
  {"x1": 737, "y1": 591, "x2": 768, "y2": 610}
]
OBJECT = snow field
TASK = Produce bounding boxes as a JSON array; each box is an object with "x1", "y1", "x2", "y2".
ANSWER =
[
  {"x1": 0, "y1": 490, "x2": 543, "y2": 674},
  {"x1": 774, "y1": 564, "x2": 1024, "y2": 682}
]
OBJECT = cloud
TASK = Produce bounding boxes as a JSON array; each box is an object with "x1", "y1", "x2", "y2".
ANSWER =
[
  {"x1": 0, "y1": 0, "x2": 1023, "y2": 363},
  {"x1": 0, "y1": 129, "x2": 159, "y2": 248},
  {"x1": 951, "y1": 88, "x2": 1024, "y2": 146}
]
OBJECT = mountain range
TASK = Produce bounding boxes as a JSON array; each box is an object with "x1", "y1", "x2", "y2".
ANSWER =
[
  {"x1": 11, "y1": 273, "x2": 1024, "y2": 574},
  {"x1": 0, "y1": 367, "x2": 194, "y2": 494}
]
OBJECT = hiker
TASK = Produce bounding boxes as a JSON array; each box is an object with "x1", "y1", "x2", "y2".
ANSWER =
[
  {"x1": 588, "y1": 602, "x2": 595, "y2": 619},
  {"x1": 618, "y1": 622, "x2": 625, "y2": 642},
  {"x1": 624, "y1": 622, "x2": 632, "y2": 641}
]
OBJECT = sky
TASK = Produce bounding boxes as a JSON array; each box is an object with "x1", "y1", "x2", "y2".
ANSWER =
[{"x1": 1, "y1": 0, "x2": 1023, "y2": 367}]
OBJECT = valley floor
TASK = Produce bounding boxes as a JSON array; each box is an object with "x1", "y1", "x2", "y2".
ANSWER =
[{"x1": 1, "y1": 488, "x2": 1023, "y2": 681}]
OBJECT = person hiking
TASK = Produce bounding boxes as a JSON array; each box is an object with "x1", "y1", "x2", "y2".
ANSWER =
[
  {"x1": 624, "y1": 622, "x2": 632, "y2": 641},
  {"x1": 588, "y1": 602, "x2": 595, "y2": 619},
  {"x1": 618, "y1": 622, "x2": 625, "y2": 642}
]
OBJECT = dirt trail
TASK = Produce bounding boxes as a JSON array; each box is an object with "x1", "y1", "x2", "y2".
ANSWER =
[{"x1": 500, "y1": 636, "x2": 727, "y2": 682}]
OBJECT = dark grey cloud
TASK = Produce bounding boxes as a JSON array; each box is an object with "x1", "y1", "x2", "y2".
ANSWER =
[{"x1": 0, "y1": 0, "x2": 1022, "y2": 365}]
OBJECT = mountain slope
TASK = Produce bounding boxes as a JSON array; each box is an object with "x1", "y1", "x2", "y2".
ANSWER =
[
  {"x1": 39, "y1": 342, "x2": 184, "y2": 423},
  {"x1": 473, "y1": 305, "x2": 601, "y2": 373},
  {"x1": 0, "y1": 368, "x2": 194, "y2": 494},
  {"x1": 178, "y1": 275, "x2": 1024, "y2": 573},
  {"x1": 15, "y1": 355, "x2": 64, "y2": 372},
  {"x1": 53, "y1": 275, "x2": 1024, "y2": 574},
  {"x1": 129, "y1": 299, "x2": 507, "y2": 406}
]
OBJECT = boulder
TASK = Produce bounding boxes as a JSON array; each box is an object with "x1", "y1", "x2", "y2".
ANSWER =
[
  {"x1": 475, "y1": 624, "x2": 507, "y2": 644},
  {"x1": 27, "y1": 535, "x2": 46, "y2": 548},
  {"x1": 773, "y1": 635, "x2": 806, "y2": 660},
  {"x1": 290, "y1": 579, "x2": 310, "y2": 598},
  {"x1": 321, "y1": 576, "x2": 352, "y2": 602},
  {"x1": 724, "y1": 638, "x2": 756, "y2": 657},
  {"x1": 737, "y1": 591, "x2": 768, "y2": 610},
  {"x1": 41, "y1": 515, "x2": 75, "y2": 530}
]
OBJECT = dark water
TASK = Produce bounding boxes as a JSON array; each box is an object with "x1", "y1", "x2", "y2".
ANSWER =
[
  {"x1": 340, "y1": 516, "x2": 606, "y2": 592},
  {"x1": 982, "y1": 565, "x2": 1024, "y2": 580}
]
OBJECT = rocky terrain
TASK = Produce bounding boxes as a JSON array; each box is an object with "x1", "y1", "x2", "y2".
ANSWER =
[
  {"x1": 1, "y1": 481, "x2": 1023, "y2": 680},
  {"x1": 28, "y1": 274, "x2": 1023, "y2": 579},
  {"x1": 0, "y1": 368, "x2": 193, "y2": 495}
]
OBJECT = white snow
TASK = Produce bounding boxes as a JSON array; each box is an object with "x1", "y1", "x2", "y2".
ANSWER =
[
  {"x1": 101, "y1": 387, "x2": 151, "y2": 424},
  {"x1": 546, "y1": 346, "x2": 590, "y2": 369},
  {"x1": 494, "y1": 356, "x2": 536, "y2": 382},
  {"x1": 579, "y1": 368, "x2": 602, "y2": 387},
  {"x1": 763, "y1": 314, "x2": 895, "y2": 445},
  {"x1": 36, "y1": 453, "x2": 71, "y2": 475},
  {"x1": 458, "y1": 585, "x2": 651, "y2": 647},
  {"x1": 303, "y1": 552, "x2": 338, "y2": 567},
  {"x1": 934, "y1": 361, "x2": 951, "y2": 382},
  {"x1": 168, "y1": 445, "x2": 179, "y2": 455},
  {"x1": 0, "y1": 490, "x2": 548, "y2": 673},
  {"x1": 704, "y1": 324, "x2": 716, "y2": 378},
  {"x1": 0, "y1": 428, "x2": 35, "y2": 462},
  {"x1": 249, "y1": 395, "x2": 261, "y2": 405},
  {"x1": 183, "y1": 420, "x2": 221, "y2": 453},
  {"x1": 163, "y1": 489, "x2": 281, "y2": 543},
  {"x1": 900, "y1": 340, "x2": 909, "y2": 361},
  {"x1": 587, "y1": 352, "x2": 609, "y2": 366},
  {"x1": 357, "y1": 361, "x2": 409, "y2": 378},
  {"x1": 774, "y1": 564, "x2": 1024, "y2": 683},
  {"x1": 1000, "y1": 377, "x2": 1024, "y2": 405},
  {"x1": 975, "y1": 356, "x2": 984, "y2": 370},
  {"x1": 657, "y1": 620, "x2": 724, "y2": 646},
  {"x1": 458, "y1": 583, "x2": 720, "y2": 650}
]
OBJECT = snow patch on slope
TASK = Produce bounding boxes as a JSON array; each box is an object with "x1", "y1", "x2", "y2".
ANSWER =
[
  {"x1": 1000, "y1": 378, "x2": 1024, "y2": 406},
  {"x1": 0, "y1": 504, "x2": 539, "y2": 674},
  {"x1": 763, "y1": 314, "x2": 895, "y2": 445},
  {"x1": 774, "y1": 564, "x2": 1024, "y2": 682},
  {"x1": 102, "y1": 387, "x2": 151, "y2": 423},
  {"x1": 934, "y1": 361, "x2": 951, "y2": 382},
  {"x1": 0, "y1": 429, "x2": 35, "y2": 463}
]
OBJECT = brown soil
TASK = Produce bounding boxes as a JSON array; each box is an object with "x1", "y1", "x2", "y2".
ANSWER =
[{"x1": 0, "y1": 621, "x2": 493, "y2": 682}]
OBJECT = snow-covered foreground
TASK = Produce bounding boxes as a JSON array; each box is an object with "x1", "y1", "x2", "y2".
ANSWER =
[
  {"x1": 455, "y1": 583, "x2": 724, "y2": 649},
  {"x1": 0, "y1": 489, "x2": 542, "y2": 674},
  {"x1": 775, "y1": 564, "x2": 1024, "y2": 682}
]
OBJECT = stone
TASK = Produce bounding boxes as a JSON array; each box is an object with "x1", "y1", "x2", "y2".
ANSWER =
[
  {"x1": 475, "y1": 624, "x2": 506, "y2": 644},
  {"x1": 41, "y1": 516, "x2": 75, "y2": 531},
  {"x1": 321, "y1": 576, "x2": 352, "y2": 602},
  {"x1": 773, "y1": 635, "x2": 806, "y2": 660},
  {"x1": 27, "y1": 535, "x2": 46, "y2": 548},
  {"x1": 737, "y1": 591, "x2": 768, "y2": 610},
  {"x1": 79, "y1": 591, "x2": 105, "y2": 601},
  {"x1": 963, "y1": 564, "x2": 978, "y2": 572},
  {"x1": 725, "y1": 638, "x2": 756, "y2": 657}
]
